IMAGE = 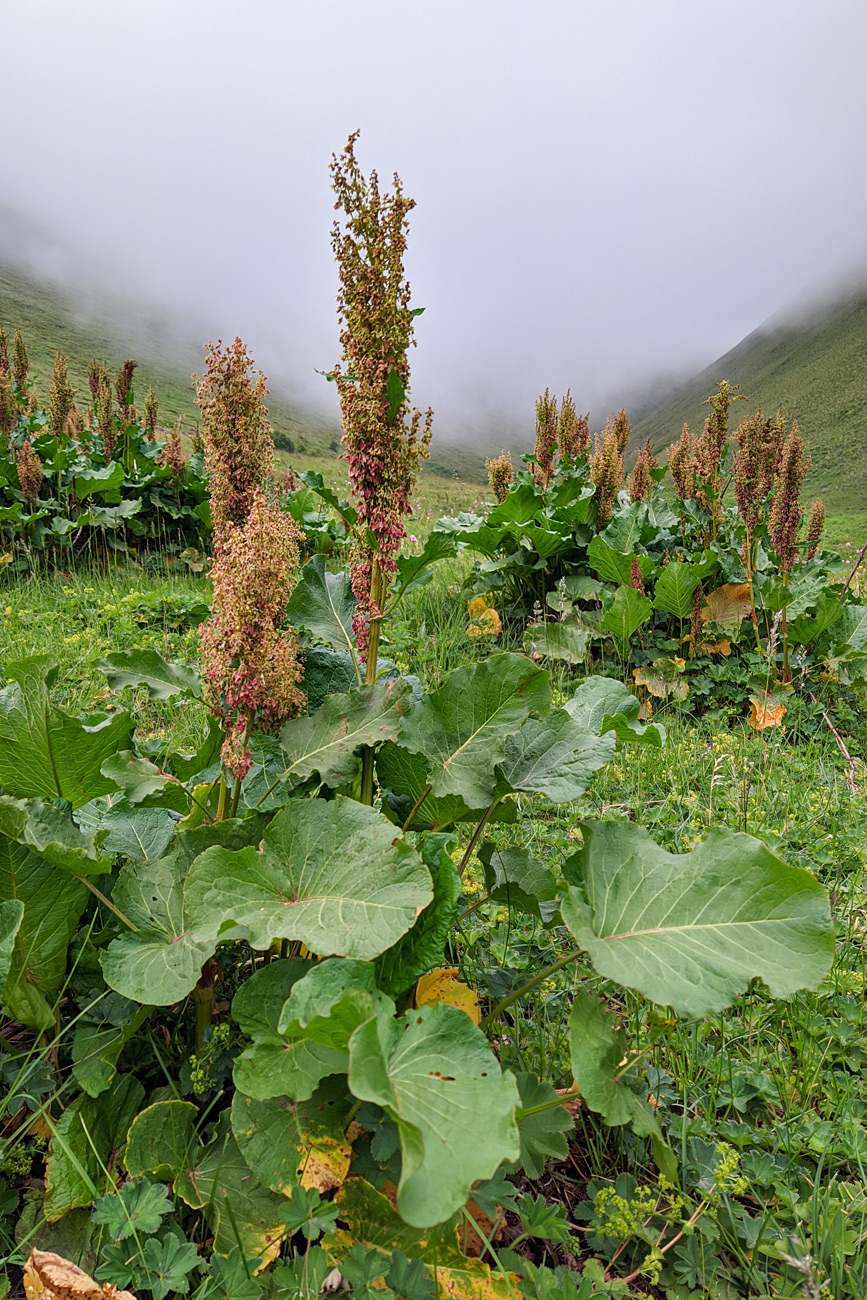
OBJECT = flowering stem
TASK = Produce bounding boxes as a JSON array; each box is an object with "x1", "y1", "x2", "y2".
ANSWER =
[
  {"x1": 360, "y1": 558, "x2": 384, "y2": 806},
  {"x1": 216, "y1": 774, "x2": 230, "y2": 822}
]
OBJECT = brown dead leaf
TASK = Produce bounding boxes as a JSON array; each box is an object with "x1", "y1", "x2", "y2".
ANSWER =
[
  {"x1": 701, "y1": 583, "x2": 752, "y2": 629},
  {"x1": 24, "y1": 1249, "x2": 136, "y2": 1300},
  {"x1": 415, "y1": 969, "x2": 481, "y2": 1025},
  {"x1": 748, "y1": 694, "x2": 787, "y2": 730}
]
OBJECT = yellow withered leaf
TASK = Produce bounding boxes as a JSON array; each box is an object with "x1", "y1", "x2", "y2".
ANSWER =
[
  {"x1": 467, "y1": 594, "x2": 493, "y2": 618},
  {"x1": 748, "y1": 693, "x2": 787, "y2": 730},
  {"x1": 633, "y1": 657, "x2": 689, "y2": 700},
  {"x1": 701, "y1": 583, "x2": 752, "y2": 630},
  {"x1": 23, "y1": 1249, "x2": 137, "y2": 1300},
  {"x1": 414, "y1": 968, "x2": 481, "y2": 1025},
  {"x1": 298, "y1": 1132, "x2": 352, "y2": 1194}
]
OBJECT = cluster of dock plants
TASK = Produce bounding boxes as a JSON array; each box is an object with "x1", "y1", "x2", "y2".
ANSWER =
[{"x1": 0, "y1": 139, "x2": 839, "y2": 1296}]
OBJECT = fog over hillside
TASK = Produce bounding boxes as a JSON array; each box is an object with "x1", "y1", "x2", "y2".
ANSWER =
[{"x1": 2, "y1": 2, "x2": 867, "y2": 460}]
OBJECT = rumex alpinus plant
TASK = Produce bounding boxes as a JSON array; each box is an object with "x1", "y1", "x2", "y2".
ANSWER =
[
  {"x1": 590, "y1": 419, "x2": 625, "y2": 528},
  {"x1": 143, "y1": 385, "x2": 159, "y2": 440},
  {"x1": 768, "y1": 420, "x2": 808, "y2": 680},
  {"x1": 557, "y1": 388, "x2": 590, "y2": 460},
  {"x1": 11, "y1": 328, "x2": 28, "y2": 392},
  {"x1": 47, "y1": 350, "x2": 75, "y2": 440},
  {"x1": 196, "y1": 338, "x2": 304, "y2": 811},
  {"x1": 533, "y1": 387, "x2": 558, "y2": 489},
  {"x1": 629, "y1": 440, "x2": 657, "y2": 502},
  {"x1": 330, "y1": 131, "x2": 432, "y2": 668},
  {"x1": 16, "y1": 439, "x2": 41, "y2": 503},
  {"x1": 485, "y1": 448, "x2": 514, "y2": 503}
]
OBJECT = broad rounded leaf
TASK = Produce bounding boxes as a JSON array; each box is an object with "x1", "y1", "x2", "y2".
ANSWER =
[
  {"x1": 497, "y1": 711, "x2": 616, "y2": 803},
  {"x1": 633, "y1": 656, "x2": 689, "y2": 700},
  {"x1": 701, "y1": 583, "x2": 752, "y2": 629},
  {"x1": 44, "y1": 1075, "x2": 144, "y2": 1220},
  {"x1": 561, "y1": 821, "x2": 835, "y2": 1017},
  {"x1": 274, "y1": 679, "x2": 411, "y2": 790},
  {"x1": 0, "y1": 899, "x2": 23, "y2": 992},
  {"x1": 600, "y1": 585, "x2": 653, "y2": 645},
  {"x1": 653, "y1": 557, "x2": 716, "y2": 619},
  {"x1": 398, "y1": 653, "x2": 550, "y2": 807},
  {"x1": 347, "y1": 1003, "x2": 520, "y2": 1227},
  {"x1": 97, "y1": 650, "x2": 201, "y2": 700},
  {"x1": 286, "y1": 556, "x2": 358, "y2": 656},
  {"x1": 375, "y1": 834, "x2": 462, "y2": 998},
  {"x1": 231, "y1": 1077, "x2": 353, "y2": 1195},
  {"x1": 125, "y1": 1100, "x2": 199, "y2": 1181},
  {"x1": 187, "y1": 797, "x2": 432, "y2": 960},
  {"x1": 523, "y1": 620, "x2": 590, "y2": 664},
  {"x1": 565, "y1": 676, "x2": 664, "y2": 747}
]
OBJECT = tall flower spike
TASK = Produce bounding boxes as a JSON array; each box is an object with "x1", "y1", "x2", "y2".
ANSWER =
[
  {"x1": 668, "y1": 422, "x2": 695, "y2": 499},
  {"x1": 768, "y1": 422, "x2": 807, "y2": 573},
  {"x1": 199, "y1": 490, "x2": 304, "y2": 780},
  {"x1": 533, "y1": 388, "x2": 558, "y2": 489},
  {"x1": 485, "y1": 449, "x2": 513, "y2": 503},
  {"x1": 144, "y1": 386, "x2": 159, "y2": 440},
  {"x1": 590, "y1": 421, "x2": 624, "y2": 529},
  {"x1": 88, "y1": 358, "x2": 104, "y2": 398},
  {"x1": 0, "y1": 370, "x2": 16, "y2": 450},
  {"x1": 195, "y1": 338, "x2": 275, "y2": 541},
  {"x1": 159, "y1": 418, "x2": 187, "y2": 477},
  {"x1": 611, "y1": 408, "x2": 632, "y2": 456},
  {"x1": 805, "y1": 499, "x2": 825, "y2": 560},
  {"x1": 629, "y1": 441, "x2": 658, "y2": 503},
  {"x1": 115, "y1": 359, "x2": 138, "y2": 414},
  {"x1": 0, "y1": 325, "x2": 8, "y2": 375},
  {"x1": 97, "y1": 374, "x2": 116, "y2": 459},
  {"x1": 48, "y1": 350, "x2": 75, "y2": 440},
  {"x1": 12, "y1": 330, "x2": 28, "y2": 392},
  {"x1": 330, "y1": 131, "x2": 432, "y2": 651},
  {"x1": 17, "y1": 440, "x2": 42, "y2": 503},
  {"x1": 558, "y1": 392, "x2": 589, "y2": 460}
]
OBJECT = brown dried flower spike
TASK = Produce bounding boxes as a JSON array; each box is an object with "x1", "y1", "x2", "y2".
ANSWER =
[
  {"x1": 17, "y1": 439, "x2": 42, "y2": 503},
  {"x1": 485, "y1": 449, "x2": 513, "y2": 503}
]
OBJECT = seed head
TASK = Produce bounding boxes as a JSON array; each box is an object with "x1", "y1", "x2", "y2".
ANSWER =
[
  {"x1": 611, "y1": 408, "x2": 632, "y2": 456},
  {"x1": 805, "y1": 498, "x2": 825, "y2": 560},
  {"x1": 667, "y1": 422, "x2": 696, "y2": 500},
  {"x1": 629, "y1": 440, "x2": 658, "y2": 503},
  {"x1": 144, "y1": 386, "x2": 159, "y2": 440},
  {"x1": 0, "y1": 325, "x2": 8, "y2": 375},
  {"x1": 88, "y1": 358, "x2": 104, "y2": 398},
  {"x1": 12, "y1": 330, "x2": 28, "y2": 392},
  {"x1": 485, "y1": 449, "x2": 513, "y2": 503},
  {"x1": 768, "y1": 422, "x2": 808, "y2": 572},
  {"x1": 0, "y1": 370, "x2": 16, "y2": 448},
  {"x1": 159, "y1": 417, "x2": 187, "y2": 478},
  {"x1": 533, "y1": 388, "x2": 558, "y2": 489},
  {"x1": 557, "y1": 390, "x2": 589, "y2": 460},
  {"x1": 199, "y1": 490, "x2": 304, "y2": 779},
  {"x1": 330, "y1": 131, "x2": 432, "y2": 649},
  {"x1": 629, "y1": 557, "x2": 645, "y2": 595},
  {"x1": 48, "y1": 350, "x2": 75, "y2": 440},
  {"x1": 195, "y1": 338, "x2": 275, "y2": 541},
  {"x1": 17, "y1": 440, "x2": 42, "y2": 503},
  {"x1": 590, "y1": 421, "x2": 624, "y2": 529},
  {"x1": 115, "y1": 359, "x2": 138, "y2": 413},
  {"x1": 97, "y1": 374, "x2": 116, "y2": 459}
]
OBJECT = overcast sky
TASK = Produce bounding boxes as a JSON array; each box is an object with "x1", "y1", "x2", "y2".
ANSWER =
[{"x1": 3, "y1": 0, "x2": 867, "y2": 443}]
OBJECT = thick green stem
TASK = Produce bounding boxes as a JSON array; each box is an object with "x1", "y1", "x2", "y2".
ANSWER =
[
  {"x1": 479, "y1": 949, "x2": 580, "y2": 1030},
  {"x1": 215, "y1": 773, "x2": 230, "y2": 822},
  {"x1": 781, "y1": 570, "x2": 790, "y2": 683},
  {"x1": 458, "y1": 797, "x2": 501, "y2": 877},
  {"x1": 192, "y1": 961, "x2": 217, "y2": 1055},
  {"x1": 360, "y1": 558, "x2": 383, "y2": 806}
]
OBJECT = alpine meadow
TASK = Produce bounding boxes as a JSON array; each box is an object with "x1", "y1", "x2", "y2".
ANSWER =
[{"x1": 2, "y1": 127, "x2": 867, "y2": 1300}]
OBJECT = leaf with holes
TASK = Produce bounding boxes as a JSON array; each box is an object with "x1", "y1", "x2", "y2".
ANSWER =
[
  {"x1": 633, "y1": 657, "x2": 689, "y2": 700},
  {"x1": 187, "y1": 797, "x2": 432, "y2": 960},
  {"x1": 561, "y1": 820, "x2": 834, "y2": 1018},
  {"x1": 397, "y1": 654, "x2": 550, "y2": 808}
]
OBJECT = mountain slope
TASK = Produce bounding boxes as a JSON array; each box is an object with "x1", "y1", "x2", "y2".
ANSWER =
[{"x1": 631, "y1": 290, "x2": 867, "y2": 522}]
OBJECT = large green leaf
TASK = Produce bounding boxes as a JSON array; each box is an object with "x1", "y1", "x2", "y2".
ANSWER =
[
  {"x1": 100, "y1": 850, "x2": 215, "y2": 1005},
  {"x1": 0, "y1": 657, "x2": 131, "y2": 808},
  {"x1": 75, "y1": 798, "x2": 177, "y2": 861},
  {"x1": 100, "y1": 752, "x2": 170, "y2": 804},
  {"x1": 376, "y1": 743, "x2": 509, "y2": 831},
  {"x1": 44, "y1": 1074, "x2": 144, "y2": 1220},
  {"x1": 0, "y1": 838, "x2": 89, "y2": 1030},
  {"x1": 397, "y1": 654, "x2": 550, "y2": 807},
  {"x1": 100, "y1": 816, "x2": 269, "y2": 1004},
  {"x1": 507, "y1": 1072, "x2": 574, "y2": 1180},
  {"x1": 393, "y1": 532, "x2": 458, "y2": 597},
  {"x1": 286, "y1": 556, "x2": 358, "y2": 657},
  {"x1": 187, "y1": 797, "x2": 432, "y2": 960},
  {"x1": 0, "y1": 795, "x2": 108, "y2": 876},
  {"x1": 301, "y1": 648, "x2": 358, "y2": 713},
  {"x1": 522, "y1": 620, "x2": 591, "y2": 664},
  {"x1": 272, "y1": 679, "x2": 411, "y2": 791},
  {"x1": 71, "y1": 1006, "x2": 151, "y2": 1098},
  {"x1": 479, "y1": 845, "x2": 560, "y2": 922},
  {"x1": 231, "y1": 960, "x2": 346, "y2": 1103},
  {"x1": 789, "y1": 592, "x2": 845, "y2": 646},
  {"x1": 497, "y1": 711, "x2": 616, "y2": 803},
  {"x1": 831, "y1": 603, "x2": 867, "y2": 652},
  {"x1": 653, "y1": 557, "x2": 716, "y2": 619},
  {"x1": 74, "y1": 460, "x2": 125, "y2": 499},
  {"x1": 375, "y1": 834, "x2": 461, "y2": 998},
  {"x1": 231, "y1": 1077, "x2": 353, "y2": 1196},
  {"x1": 569, "y1": 991, "x2": 663, "y2": 1136},
  {"x1": 127, "y1": 1106, "x2": 289, "y2": 1264},
  {"x1": 600, "y1": 584, "x2": 653, "y2": 646},
  {"x1": 561, "y1": 821, "x2": 835, "y2": 1017},
  {"x1": 564, "y1": 676, "x2": 664, "y2": 747},
  {"x1": 348, "y1": 1003, "x2": 520, "y2": 1227},
  {"x1": 97, "y1": 650, "x2": 202, "y2": 700},
  {"x1": 277, "y1": 959, "x2": 389, "y2": 1049}
]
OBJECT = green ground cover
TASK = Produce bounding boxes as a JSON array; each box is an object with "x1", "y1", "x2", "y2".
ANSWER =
[{"x1": 2, "y1": 562, "x2": 865, "y2": 1297}]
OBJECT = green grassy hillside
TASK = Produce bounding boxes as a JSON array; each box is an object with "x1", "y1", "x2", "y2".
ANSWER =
[
  {"x1": 631, "y1": 290, "x2": 867, "y2": 543},
  {"x1": 0, "y1": 257, "x2": 487, "y2": 483}
]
